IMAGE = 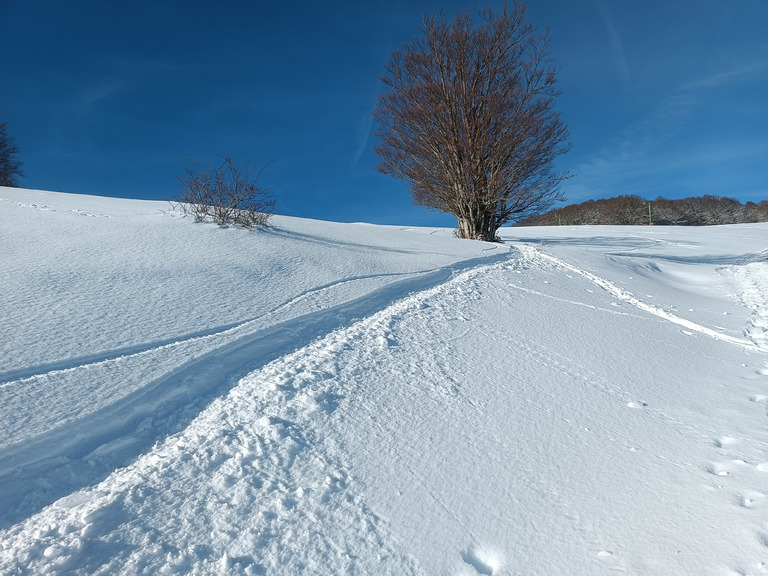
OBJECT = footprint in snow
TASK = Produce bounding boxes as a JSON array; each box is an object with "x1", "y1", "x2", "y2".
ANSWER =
[
  {"x1": 595, "y1": 549, "x2": 624, "y2": 569},
  {"x1": 708, "y1": 460, "x2": 749, "y2": 478},
  {"x1": 713, "y1": 436, "x2": 738, "y2": 449},
  {"x1": 739, "y1": 490, "x2": 765, "y2": 508},
  {"x1": 708, "y1": 462, "x2": 731, "y2": 477},
  {"x1": 460, "y1": 545, "x2": 501, "y2": 575},
  {"x1": 597, "y1": 550, "x2": 613, "y2": 558}
]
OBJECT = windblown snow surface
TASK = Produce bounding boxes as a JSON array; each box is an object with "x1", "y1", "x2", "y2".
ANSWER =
[{"x1": 1, "y1": 187, "x2": 768, "y2": 576}]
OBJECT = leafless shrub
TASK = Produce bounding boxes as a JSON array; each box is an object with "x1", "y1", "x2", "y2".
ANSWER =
[{"x1": 175, "y1": 156, "x2": 274, "y2": 227}]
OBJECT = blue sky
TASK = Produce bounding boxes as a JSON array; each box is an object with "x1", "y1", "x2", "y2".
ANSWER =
[{"x1": 2, "y1": 1, "x2": 766, "y2": 226}]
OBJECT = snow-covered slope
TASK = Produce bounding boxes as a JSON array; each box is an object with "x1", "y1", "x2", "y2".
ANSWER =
[{"x1": 1, "y1": 187, "x2": 767, "y2": 575}]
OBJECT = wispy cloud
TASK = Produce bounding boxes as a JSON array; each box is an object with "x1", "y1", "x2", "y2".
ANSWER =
[
  {"x1": 352, "y1": 107, "x2": 374, "y2": 168},
  {"x1": 75, "y1": 56, "x2": 183, "y2": 117},
  {"x1": 592, "y1": 0, "x2": 630, "y2": 91},
  {"x1": 565, "y1": 49, "x2": 768, "y2": 204},
  {"x1": 76, "y1": 78, "x2": 125, "y2": 115},
  {"x1": 680, "y1": 59, "x2": 768, "y2": 92},
  {"x1": 568, "y1": 90, "x2": 697, "y2": 199}
]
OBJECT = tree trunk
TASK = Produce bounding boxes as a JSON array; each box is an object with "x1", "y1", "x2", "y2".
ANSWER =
[{"x1": 457, "y1": 212, "x2": 497, "y2": 242}]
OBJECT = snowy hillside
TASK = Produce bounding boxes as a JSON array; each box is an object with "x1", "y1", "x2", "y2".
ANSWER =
[{"x1": 1, "y1": 187, "x2": 767, "y2": 575}]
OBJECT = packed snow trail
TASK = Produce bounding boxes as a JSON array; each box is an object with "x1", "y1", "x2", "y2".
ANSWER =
[
  {"x1": 514, "y1": 243, "x2": 761, "y2": 350},
  {"x1": 0, "y1": 254, "x2": 507, "y2": 528}
]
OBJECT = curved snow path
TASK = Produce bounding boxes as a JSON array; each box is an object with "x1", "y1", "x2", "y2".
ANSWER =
[
  {"x1": 0, "y1": 252, "x2": 508, "y2": 527},
  {"x1": 0, "y1": 271, "x2": 464, "y2": 384},
  {"x1": 513, "y1": 243, "x2": 763, "y2": 351},
  {"x1": 0, "y1": 255, "x2": 516, "y2": 574}
]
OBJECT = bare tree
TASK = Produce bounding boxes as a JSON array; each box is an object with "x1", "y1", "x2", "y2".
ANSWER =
[
  {"x1": 176, "y1": 155, "x2": 275, "y2": 227},
  {"x1": 0, "y1": 123, "x2": 24, "y2": 187},
  {"x1": 374, "y1": 2, "x2": 570, "y2": 241}
]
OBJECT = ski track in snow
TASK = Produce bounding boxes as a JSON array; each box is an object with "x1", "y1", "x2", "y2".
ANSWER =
[
  {"x1": 509, "y1": 241, "x2": 768, "y2": 576},
  {"x1": 0, "y1": 328, "x2": 424, "y2": 574},
  {"x1": 734, "y1": 261, "x2": 768, "y2": 358},
  {"x1": 514, "y1": 240, "x2": 768, "y2": 429},
  {"x1": 0, "y1": 270, "x2": 455, "y2": 384},
  {"x1": 0, "y1": 257, "x2": 518, "y2": 574},
  {"x1": 513, "y1": 243, "x2": 763, "y2": 351},
  {"x1": 0, "y1": 250, "x2": 509, "y2": 528},
  {"x1": 512, "y1": 241, "x2": 768, "y2": 438}
]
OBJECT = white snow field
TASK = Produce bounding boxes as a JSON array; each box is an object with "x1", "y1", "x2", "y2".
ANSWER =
[{"x1": 1, "y1": 187, "x2": 767, "y2": 576}]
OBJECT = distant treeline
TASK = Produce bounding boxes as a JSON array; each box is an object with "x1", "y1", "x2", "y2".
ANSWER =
[{"x1": 518, "y1": 195, "x2": 768, "y2": 226}]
